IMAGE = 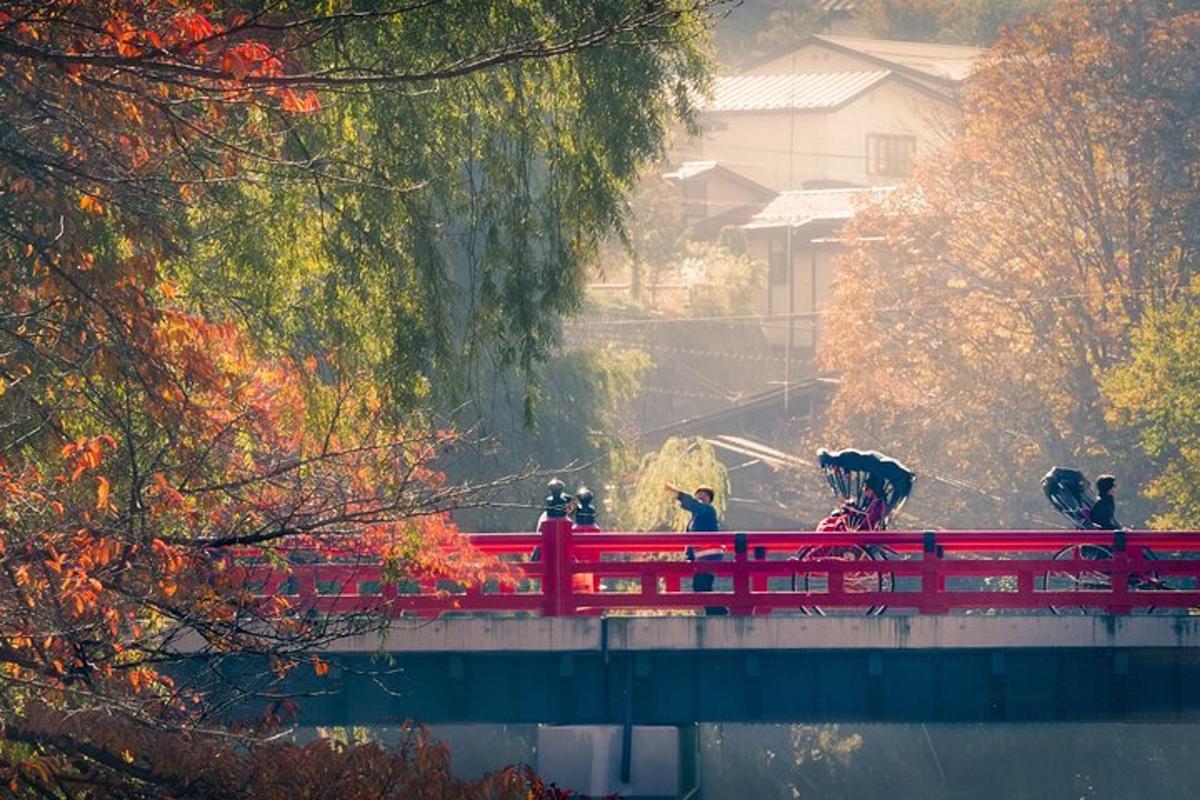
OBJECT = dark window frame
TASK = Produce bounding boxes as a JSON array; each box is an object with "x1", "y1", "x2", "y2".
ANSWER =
[{"x1": 866, "y1": 133, "x2": 917, "y2": 177}]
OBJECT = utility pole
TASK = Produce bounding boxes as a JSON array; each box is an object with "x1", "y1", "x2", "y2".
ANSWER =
[
  {"x1": 785, "y1": 221, "x2": 794, "y2": 413},
  {"x1": 784, "y1": 52, "x2": 797, "y2": 412}
]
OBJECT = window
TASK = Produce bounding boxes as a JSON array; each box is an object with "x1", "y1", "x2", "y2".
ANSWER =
[{"x1": 866, "y1": 134, "x2": 917, "y2": 177}]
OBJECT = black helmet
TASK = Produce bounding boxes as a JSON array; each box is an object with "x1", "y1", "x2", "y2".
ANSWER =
[
  {"x1": 544, "y1": 478, "x2": 571, "y2": 518},
  {"x1": 573, "y1": 486, "x2": 597, "y2": 526}
]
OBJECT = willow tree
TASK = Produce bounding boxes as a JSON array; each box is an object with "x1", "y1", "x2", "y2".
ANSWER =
[
  {"x1": 624, "y1": 437, "x2": 729, "y2": 531},
  {"x1": 822, "y1": 0, "x2": 1200, "y2": 526},
  {"x1": 172, "y1": 2, "x2": 715, "y2": 413}
]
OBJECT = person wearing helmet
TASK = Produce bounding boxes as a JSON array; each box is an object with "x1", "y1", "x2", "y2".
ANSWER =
[
  {"x1": 531, "y1": 479, "x2": 577, "y2": 563},
  {"x1": 536, "y1": 478, "x2": 577, "y2": 529}
]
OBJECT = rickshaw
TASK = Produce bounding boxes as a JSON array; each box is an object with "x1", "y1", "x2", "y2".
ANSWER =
[
  {"x1": 792, "y1": 448, "x2": 916, "y2": 615},
  {"x1": 1041, "y1": 466, "x2": 1176, "y2": 613}
]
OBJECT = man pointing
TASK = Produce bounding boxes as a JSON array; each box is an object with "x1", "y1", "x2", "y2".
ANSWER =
[
  {"x1": 664, "y1": 483, "x2": 720, "y2": 532},
  {"x1": 665, "y1": 483, "x2": 726, "y2": 615}
]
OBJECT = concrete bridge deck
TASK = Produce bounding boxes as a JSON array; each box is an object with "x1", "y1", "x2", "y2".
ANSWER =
[{"x1": 201, "y1": 616, "x2": 1200, "y2": 725}]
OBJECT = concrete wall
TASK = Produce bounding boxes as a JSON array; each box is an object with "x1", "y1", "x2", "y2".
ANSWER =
[
  {"x1": 828, "y1": 78, "x2": 957, "y2": 175},
  {"x1": 686, "y1": 110, "x2": 831, "y2": 190}
]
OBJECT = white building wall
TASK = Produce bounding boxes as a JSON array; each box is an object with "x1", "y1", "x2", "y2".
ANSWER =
[
  {"x1": 682, "y1": 79, "x2": 955, "y2": 191},
  {"x1": 687, "y1": 111, "x2": 829, "y2": 191},
  {"x1": 826, "y1": 80, "x2": 958, "y2": 178}
]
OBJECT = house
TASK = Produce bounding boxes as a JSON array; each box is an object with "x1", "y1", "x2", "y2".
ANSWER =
[
  {"x1": 583, "y1": 34, "x2": 979, "y2": 434},
  {"x1": 669, "y1": 35, "x2": 978, "y2": 195},
  {"x1": 662, "y1": 161, "x2": 776, "y2": 240},
  {"x1": 660, "y1": 35, "x2": 981, "y2": 363},
  {"x1": 742, "y1": 185, "x2": 894, "y2": 354}
]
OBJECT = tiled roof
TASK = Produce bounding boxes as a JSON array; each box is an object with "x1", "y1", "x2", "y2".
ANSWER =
[
  {"x1": 814, "y1": 34, "x2": 981, "y2": 83},
  {"x1": 814, "y1": 0, "x2": 858, "y2": 10},
  {"x1": 706, "y1": 71, "x2": 890, "y2": 112},
  {"x1": 744, "y1": 186, "x2": 894, "y2": 229}
]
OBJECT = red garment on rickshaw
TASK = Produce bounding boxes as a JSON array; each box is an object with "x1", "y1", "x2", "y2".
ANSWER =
[{"x1": 818, "y1": 497, "x2": 886, "y2": 532}]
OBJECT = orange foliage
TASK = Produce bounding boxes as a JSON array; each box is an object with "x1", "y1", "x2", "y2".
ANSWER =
[
  {"x1": 822, "y1": 0, "x2": 1200, "y2": 526},
  {"x1": 0, "y1": 2, "x2": 512, "y2": 795},
  {"x1": 7, "y1": 704, "x2": 566, "y2": 799}
]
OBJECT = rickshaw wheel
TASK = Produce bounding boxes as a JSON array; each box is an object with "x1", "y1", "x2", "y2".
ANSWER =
[
  {"x1": 792, "y1": 544, "x2": 894, "y2": 616},
  {"x1": 1046, "y1": 544, "x2": 1174, "y2": 615}
]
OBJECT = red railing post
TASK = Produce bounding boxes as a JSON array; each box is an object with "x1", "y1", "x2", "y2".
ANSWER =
[
  {"x1": 732, "y1": 533, "x2": 752, "y2": 615},
  {"x1": 752, "y1": 545, "x2": 769, "y2": 593},
  {"x1": 572, "y1": 517, "x2": 600, "y2": 594},
  {"x1": 920, "y1": 531, "x2": 946, "y2": 614},
  {"x1": 295, "y1": 566, "x2": 317, "y2": 615},
  {"x1": 540, "y1": 516, "x2": 574, "y2": 616},
  {"x1": 1017, "y1": 565, "x2": 1034, "y2": 600},
  {"x1": 1108, "y1": 530, "x2": 1132, "y2": 615}
]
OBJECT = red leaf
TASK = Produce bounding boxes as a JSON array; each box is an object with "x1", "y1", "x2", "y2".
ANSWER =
[
  {"x1": 280, "y1": 89, "x2": 320, "y2": 115},
  {"x1": 221, "y1": 50, "x2": 249, "y2": 80}
]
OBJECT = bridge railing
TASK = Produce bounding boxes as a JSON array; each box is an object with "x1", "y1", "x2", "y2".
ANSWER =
[{"x1": 234, "y1": 519, "x2": 1200, "y2": 616}]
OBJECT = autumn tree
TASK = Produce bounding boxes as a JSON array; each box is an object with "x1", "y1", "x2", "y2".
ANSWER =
[
  {"x1": 940, "y1": 0, "x2": 1053, "y2": 45},
  {"x1": 755, "y1": 2, "x2": 830, "y2": 54},
  {"x1": 862, "y1": 0, "x2": 1050, "y2": 45},
  {"x1": 821, "y1": 0, "x2": 1200, "y2": 527},
  {"x1": 862, "y1": 0, "x2": 946, "y2": 41},
  {"x1": 0, "y1": 1, "x2": 721, "y2": 794},
  {"x1": 1106, "y1": 278, "x2": 1200, "y2": 529}
]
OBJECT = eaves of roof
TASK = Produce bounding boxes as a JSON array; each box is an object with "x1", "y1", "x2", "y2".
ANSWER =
[
  {"x1": 742, "y1": 186, "x2": 896, "y2": 231},
  {"x1": 738, "y1": 34, "x2": 970, "y2": 92},
  {"x1": 813, "y1": 0, "x2": 859, "y2": 10},
  {"x1": 702, "y1": 69, "x2": 954, "y2": 117},
  {"x1": 663, "y1": 161, "x2": 777, "y2": 198}
]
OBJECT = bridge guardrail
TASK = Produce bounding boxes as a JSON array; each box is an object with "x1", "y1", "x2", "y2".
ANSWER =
[{"x1": 230, "y1": 519, "x2": 1200, "y2": 617}]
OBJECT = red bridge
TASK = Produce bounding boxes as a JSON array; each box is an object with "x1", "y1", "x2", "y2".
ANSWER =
[
  {"x1": 194, "y1": 520, "x2": 1200, "y2": 727},
  {"x1": 240, "y1": 519, "x2": 1200, "y2": 617}
]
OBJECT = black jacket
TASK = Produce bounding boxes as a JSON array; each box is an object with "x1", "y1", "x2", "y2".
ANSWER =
[
  {"x1": 676, "y1": 491, "x2": 719, "y2": 532},
  {"x1": 1091, "y1": 495, "x2": 1119, "y2": 530}
]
